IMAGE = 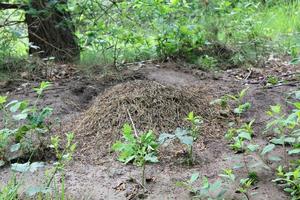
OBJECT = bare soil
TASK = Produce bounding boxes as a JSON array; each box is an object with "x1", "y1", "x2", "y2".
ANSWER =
[{"x1": 0, "y1": 60, "x2": 299, "y2": 199}]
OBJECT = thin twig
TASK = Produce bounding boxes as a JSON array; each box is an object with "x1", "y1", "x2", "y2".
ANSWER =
[{"x1": 127, "y1": 109, "x2": 138, "y2": 137}]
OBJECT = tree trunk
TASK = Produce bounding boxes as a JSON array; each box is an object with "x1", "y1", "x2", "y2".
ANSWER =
[{"x1": 25, "y1": 0, "x2": 79, "y2": 62}]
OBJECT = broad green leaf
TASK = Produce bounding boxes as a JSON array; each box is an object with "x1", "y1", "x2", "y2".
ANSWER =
[
  {"x1": 9, "y1": 101, "x2": 28, "y2": 112},
  {"x1": 0, "y1": 96, "x2": 7, "y2": 105},
  {"x1": 144, "y1": 153, "x2": 158, "y2": 163},
  {"x1": 158, "y1": 133, "x2": 175, "y2": 144},
  {"x1": 178, "y1": 135, "x2": 193, "y2": 146},
  {"x1": 124, "y1": 155, "x2": 135, "y2": 164},
  {"x1": 13, "y1": 113, "x2": 28, "y2": 121},
  {"x1": 271, "y1": 136, "x2": 284, "y2": 145},
  {"x1": 268, "y1": 156, "x2": 282, "y2": 161},
  {"x1": 122, "y1": 124, "x2": 135, "y2": 142},
  {"x1": 11, "y1": 162, "x2": 30, "y2": 172},
  {"x1": 293, "y1": 102, "x2": 300, "y2": 109},
  {"x1": 210, "y1": 180, "x2": 222, "y2": 191},
  {"x1": 29, "y1": 162, "x2": 45, "y2": 172},
  {"x1": 288, "y1": 148, "x2": 300, "y2": 155},
  {"x1": 247, "y1": 144, "x2": 259, "y2": 152},
  {"x1": 261, "y1": 144, "x2": 275, "y2": 155},
  {"x1": 0, "y1": 160, "x2": 5, "y2": 167},
  {"x1": 112, "y1": 141, "x2": 123, "y2": 151},
  {"x1": 238, "y1": 131, "x2": 251, "y2": 140},
  {"x1": 270, "y1": 105, "x2": 281, "y2": 114},
  {"x1": 10, "y1": 143, "x2": 21, "y2": 152},
  {"x1": 284, "y1": 137, "x2": 296, "y2": 143},
  {"x1": 189, "y1": 172, "x2": 199, "y2": 183},
  {"x1": 294, "y1": 91, "x2": 300, "y2": 100},
  {"x1": 26, "y1": 186, "x2": 51, "y2": 196},
  {"x1": 174, "y1": 128, "x2": 193, "y2": 145}
]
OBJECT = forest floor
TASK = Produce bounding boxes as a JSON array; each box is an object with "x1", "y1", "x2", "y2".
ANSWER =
[{"x1": 0, "y1": 57, "x2": 300, "y2": 199}]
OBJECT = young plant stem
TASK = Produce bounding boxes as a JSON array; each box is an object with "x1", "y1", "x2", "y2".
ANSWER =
[
  {"x1": 189, "y1": 145, "x2": 193, "y2": 165},
  {"x1": 280, "y1": 131, "x2": 289, "y2": 169},
  {"x1": 142, "y1": 163, "x2": 146, "y2": 192},
  {"x1": 244, "y1": 191, "x2": 250, "y2": 200},
  {"x1": 61, "y1": 172, "x2": 65, "y2": 200},
  {"x1": 243, "y1": 154, "x2": 250, "y2": 174}
]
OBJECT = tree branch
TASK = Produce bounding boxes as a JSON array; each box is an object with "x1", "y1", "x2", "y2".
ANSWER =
[{"x1": 0, "y1": 3, "x2": 27, "y2": 10}]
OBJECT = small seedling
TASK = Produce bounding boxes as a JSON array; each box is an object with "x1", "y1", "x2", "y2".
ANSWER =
[
  {"x1": 267, "y1": 75, "x2": 279, "y2": 85},
  {"x1": 211, "y1": 88, "x2": 251, "y2": 115},
  {"x1": 159, "y1": 112, "x2": 202, "y2": 165},
  {"x1": 0, "y1": 175, "x2": 19, "y2": 200},
  {"x1": 237, "y1": 178, "x2": 254, "y2": 200},
  {"x1": 273, "y1": 165, "x2": 300, "y2": 199},
  {"x1": 24, "y1": 132, "x2": 76, "y2": 198},
  {"x1": 226, "y1": 120, "x2": 254, "y2": 153},
  {"x1": 185, "y1": 111, "x2": 203, "y2": 141},
  {"x1": 176, "y1": 172, "x2": 226, "y2": 199},
  {"x1": 113, "y1": 124, "x2": 159, "y2": 188}
]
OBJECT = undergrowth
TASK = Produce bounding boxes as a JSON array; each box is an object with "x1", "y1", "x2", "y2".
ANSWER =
[{"x1": 1, "y1": 1, "x2": 300, "y2": 71}]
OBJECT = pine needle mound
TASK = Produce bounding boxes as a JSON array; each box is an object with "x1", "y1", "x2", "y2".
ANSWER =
[{"x1": 75, "y1": 80, "x2": 222, "y2": 162}]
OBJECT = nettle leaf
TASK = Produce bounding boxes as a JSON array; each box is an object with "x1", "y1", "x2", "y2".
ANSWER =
[
  {"x1": 144, "y1": 153, "x2": 158, "y2": 163},
  {"x1": 29, "y1": 162, "x2": 45, "y2": 172},
  {"x1": 210, "y1": 180, "x2": 222, "y2": 192},
  {"x1": 179, "y1": 135, "x2": 193, "y2": 146},
  {"x1": 234, "y1": 102, "x2": 251, "y2": 114},
  {"x1": 0, "y1": 160, "x2": 5, "y2": 167},
  {"x1": 124, "y1": 155, "x2": 135, "y2": 164},
  {"x1": 293, "y1": 102, "x2": 300, "y2": 110},
  {"x1": 247, "y1": 144, "x2": 259, "y2": 152},
  {"x1": 288, "y1": 148, "x2": 300, "y2": 155},
  {"x1": 11, "y1": 162, "x2": 44, "y2": 173},
  {"x1": 261, "y1": 144, "x2": 275, "y2": 155},
  {"x1": 175, "y1": 128, "x2": 193, "y2": 146},
  {"x1": 270, "y1": 105, "x2": 281, "y2": 114},
  {"x1": 158, "y1": 133, "x2": 175, "y2": 145},
  {"x1": 112, "y1": 141, "x2": 123, "y2": 151},
  {"x1": 9, "y1": 101, "x2": 29, "y2": 113},
  {"x1": 11, "y1": 162, "x2": 30, "y2": 172},
  {"x1": 271, "y1": 136, "x2": 284, "y2": 145},
  {"x1": 294, "y1": 91, "x2": 300, "y2": 100},
  {"x1": 268, "y1": 156, "x2": 282, "y2": 161},
  {"x1": 10, "y1": 143, "x2": 21, "y2": 152},
  {"x1": 189, "y1": 172, "x2": 199, "y2": 183},
  {"x1": 0, "y1": 96, "x2": 7, "y2": 105},
  {"x1": 26, "y1": 186, "x2": 51, "y2": 197},
  {"x1": 13, "y1": 113, "x2": 28, "y2": 121},
  {"x1": 122, "y1": 124, "x2": 135, "y2": 142},
  {"x1": 284, "y1": 137, "x2": 296, "y2": 144},
  {"x1": 238, "y1": 131, "x2": 251, "y2": 140}
]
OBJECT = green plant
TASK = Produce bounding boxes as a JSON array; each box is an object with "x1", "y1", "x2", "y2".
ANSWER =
[
  {"x1": 0, "y1": 82, "x2": 53, "y2": 165},
  {"x1": 159, "y1": 112, "x2": 202, "y2": 165},
  {"x1": 220, "y1": 169, "x2": 257, "y2": 200},
  {"x1": 0, "y1": 95, "x2": 10, "y2": 126},
  {"x1": 211, "y1": 88, "x2": 251, "y2": 115},
  {"x1": 113, "y1": 124, "x2": 159, "y2": 188},
  {"x1": 196, "y1": 55, "x2": 218, "y2": 71},
  {"x1": 273, "y1": 165, "x2": 300, "y2": 199},
  {"x1": 176, "y1": 172, "x2": 226, "y2": 200},
  {"x1": 226, "y1": 98, "x2": 300, "y2": 199},
  {"x1": 24, "y1": 132, "x2": 76, "y2": 198},
  {"x1": 186, "y1": 112, "x2": 203, "y2": 142},
  {"x1": 267, "y1": 75, "x2": 279, "y2": 85},
  {"x1": 237, "y1": 178, "x2": 254, "y2": 200},
  {"x1": 225, "y1": 120, "x2": 255, "y2": 153},
  {"x1": 0, "y1": 175, "x2": 19, "y2": 200}
]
